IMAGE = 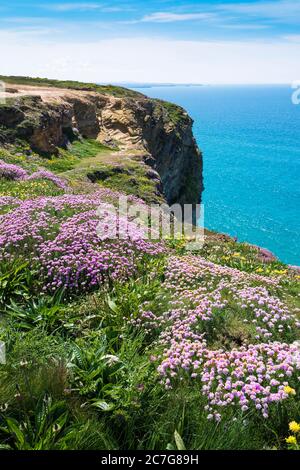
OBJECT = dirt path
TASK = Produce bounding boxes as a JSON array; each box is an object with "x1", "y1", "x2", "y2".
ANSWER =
[{"x1": 0, "y1": 82, "x2": 91, "y2": 104}]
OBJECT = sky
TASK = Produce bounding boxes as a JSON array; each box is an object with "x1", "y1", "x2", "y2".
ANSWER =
[{"x1": 0, "y1": 0, "x2": 300, "y2": 84}]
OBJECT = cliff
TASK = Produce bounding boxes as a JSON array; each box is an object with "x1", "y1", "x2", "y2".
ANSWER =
[{"x1": 0, "y1": 77, "x2": 203, "y2": 208}]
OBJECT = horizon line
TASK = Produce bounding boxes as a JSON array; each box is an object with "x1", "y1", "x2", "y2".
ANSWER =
[{"x1": 107, "y1": 82, "x2": 294, "y2": 86}]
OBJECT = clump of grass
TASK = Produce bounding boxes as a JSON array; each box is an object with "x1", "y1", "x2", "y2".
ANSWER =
[
  {"x1": 154, "y1": 99, "x2": 188, "y2": 126},
  {"x1": 199, "y1": 236, "x2": 289, "y2": 276},
  {"x1": 82, "y1": 160, "x2": 164, "y2": 204},
  {"x1": 0, "y1": 139, "x2": 115, "y2": 178},
  {"x1": 47, "y1": 139, "x2": 114, "y2": 173},
  {"x1": 99, "y1": 172, "x2": 163, "y2": 204}
]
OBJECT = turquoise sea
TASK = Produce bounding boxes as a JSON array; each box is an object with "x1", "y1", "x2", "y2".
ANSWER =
[{"x1": 131, "y1": 85, "x2": 300, "y2": 266}]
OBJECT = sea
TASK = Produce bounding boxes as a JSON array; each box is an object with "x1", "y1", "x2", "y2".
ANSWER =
[{"x1": 129, "y1": 85, "x2": 300, "y2": 266}]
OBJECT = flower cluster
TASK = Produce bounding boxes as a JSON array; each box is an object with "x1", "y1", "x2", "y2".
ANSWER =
[
  {"x1": 161, "y1": 256, "x2": 298, "y2": 340},
  {"x1": 0, "y1": 196, "x2": 21, "y2": 207},
  {"x1": 132, "y1": 255, "x2": 300, "y2": 421},
  {"x1": 0, "y1": 160, "x2": 28, "y2": 181},
  {"x1": 158, "y1": 340, "x2": 300, "y2": 421},
  {"x1": 234, "y1": 285, "x2": 300, "y2": 340},
  {"x1": 201, "y1": 342, "x2": 300, "y2": 421},
  {"x1": 39, "y1": 208, "x2": 164, "y2": 292},
  {"x1": 26, "y1": 170, "x2": 69, "y2": 190},
  {"x1": 0, "y1": 159, "x2": 69, "y2": 191},
  {"x1": 289, "y1": 421, "x2": 300, "y2": 433},
  {"x1": 286, "y1": 421, "x2": 300, "y2": 449},
  {"x1": 0, "y1": 192, "x2": 165, "y2": 293}
]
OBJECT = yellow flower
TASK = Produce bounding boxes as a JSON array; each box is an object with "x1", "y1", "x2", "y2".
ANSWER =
[
  {"x1": 233, "y1": 252, "x2": 241, "y2": 257},
  {"x1": 284, "y1": 386, "x2": 296, "y2": 396},
  {"x1": 289, "y1": 421, "x2": 300, "y2": 433},
  {"x1": 256, "y1": 267, "x2": 264, "y2": 273},
  {"x1": 285, "y1": 436, "x2": 297, "y2": 445},
  {"x1": 274, "y1": 269, "x2": 287, "y2": 275}
]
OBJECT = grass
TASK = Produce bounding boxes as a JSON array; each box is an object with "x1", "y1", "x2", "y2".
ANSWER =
[
  {"x1": 0, "y1": 139, "x2": 114, "y2": 170},
  {"x1": 45, "y1": 139, "x2": 115, "y2": 173},
  {"x1": 42, "y1": 139, "x2": 165, "y2": 203},
  {"x1": 154, "y1": 99, "x2": 188, "y2": 126},
  {"x1": 198, "y1": 236, "x2": 289, "y2": 275},
  {"x1": 90, "y1": 162, "x2": 164, "y2": 204}
]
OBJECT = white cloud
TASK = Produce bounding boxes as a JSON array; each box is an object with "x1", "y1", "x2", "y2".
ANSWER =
[
  {"x1": 219, "y1": 0, "x2": 300, "y2": 21},
  {"x1": 41, "y1": 2, "x2": 131, "y2": 14},
  {"x1": 0, "y1": 31, "x2": 299, "y2": 84},
  {"x1": 220, "y1": 23, "x2": 270, "y2": 30},
  {"x1": 284, "y1": 35, "x2": 300, "y2": 43},
  {"x1": 140, "y1": 12, "x2": 215, "y2": 23},
  {"x1": 131, "y1": 1, "x2": 300, "y2": 26},
  {"x1": 2, "y1": 17, "x2": 60, "y2": 25},
  {"x1": 0, "y1": 26, "x2": 62, "y2": 36}
]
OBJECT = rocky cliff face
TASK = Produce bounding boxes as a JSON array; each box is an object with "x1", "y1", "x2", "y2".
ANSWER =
[{"x1": 0, "y1": 82, "x2": 203, "y2": 208}]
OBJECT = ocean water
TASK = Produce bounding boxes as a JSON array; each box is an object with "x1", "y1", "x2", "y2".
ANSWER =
[{"x1": 131, "y1": 85, "x2": 300, "y2": 266}]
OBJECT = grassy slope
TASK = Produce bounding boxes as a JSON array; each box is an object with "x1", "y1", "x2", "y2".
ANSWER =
[{"x1": 0, "y1": 139, "x2": 164, "y2": 204}]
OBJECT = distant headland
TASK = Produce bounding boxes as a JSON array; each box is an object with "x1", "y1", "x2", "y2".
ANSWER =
[{"x1": 105, "y1": 82, "x2": 204, "y2": 89}]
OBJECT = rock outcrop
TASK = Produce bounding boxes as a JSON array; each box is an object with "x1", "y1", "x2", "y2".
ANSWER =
[{"x1": 0, "y1": 82, "x2": 203, "y2": 208}]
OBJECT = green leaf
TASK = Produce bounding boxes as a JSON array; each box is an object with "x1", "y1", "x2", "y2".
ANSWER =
[
  {"x1": 91, "y1": 400, "x2": 115, "y2": 411},
  {"x1": 5, "y1": 418, "x2": 25, "y2": 446},
  {"x1": 0, "y1": 444, "x2": 12, "y2": 450},
  {"x1": 107, "y1": 297, "x2": 119, "y2": 314},
  {"x1": 174, "y1": 430, "x2": 186, "y2": 450}
]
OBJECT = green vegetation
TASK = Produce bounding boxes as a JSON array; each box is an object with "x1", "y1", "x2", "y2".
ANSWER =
[
  {"x1": 0, "y1": 138, "x2": 163, "y2": 203},
  {"x1": 46, "y1": 139, "x2": 114, "y2": 173},
  {"x1": 0, "y1": 179, "x2": 64, "y2": 200},
  {"x1": 41, "y1": 139, "x2": 160, "y2": 203},
  {"x1": 100, "y1": 171, "x2": 162, "y2": 204},
  {"x1": 0, "y1": 251, "x2": 299, "y2": 450},
  {"x1": 0, "y1": 139, "x2": 113, "y2": 173},
  {"x1": 0, "y1": 132, "x2": 299, "y2": 451},
  {"x1": 154, "y1": 99, "x2": 187, "y2": 125},
  {"x1": 81, "y1": 160, "x2": 164, "y2": 204}
]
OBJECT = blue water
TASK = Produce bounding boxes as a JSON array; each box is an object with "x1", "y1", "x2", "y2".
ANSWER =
[{"x1": 130, "y1": 85, "x2": 300, "y2": 266}]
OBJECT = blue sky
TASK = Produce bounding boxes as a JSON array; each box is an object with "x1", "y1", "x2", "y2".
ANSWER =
[
  {"x1": 1, "y1": 0, "x2": 300, "y2": 41},
  {"x1": 1, "y1": 1, "x2": 300, "y2": 83}
]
